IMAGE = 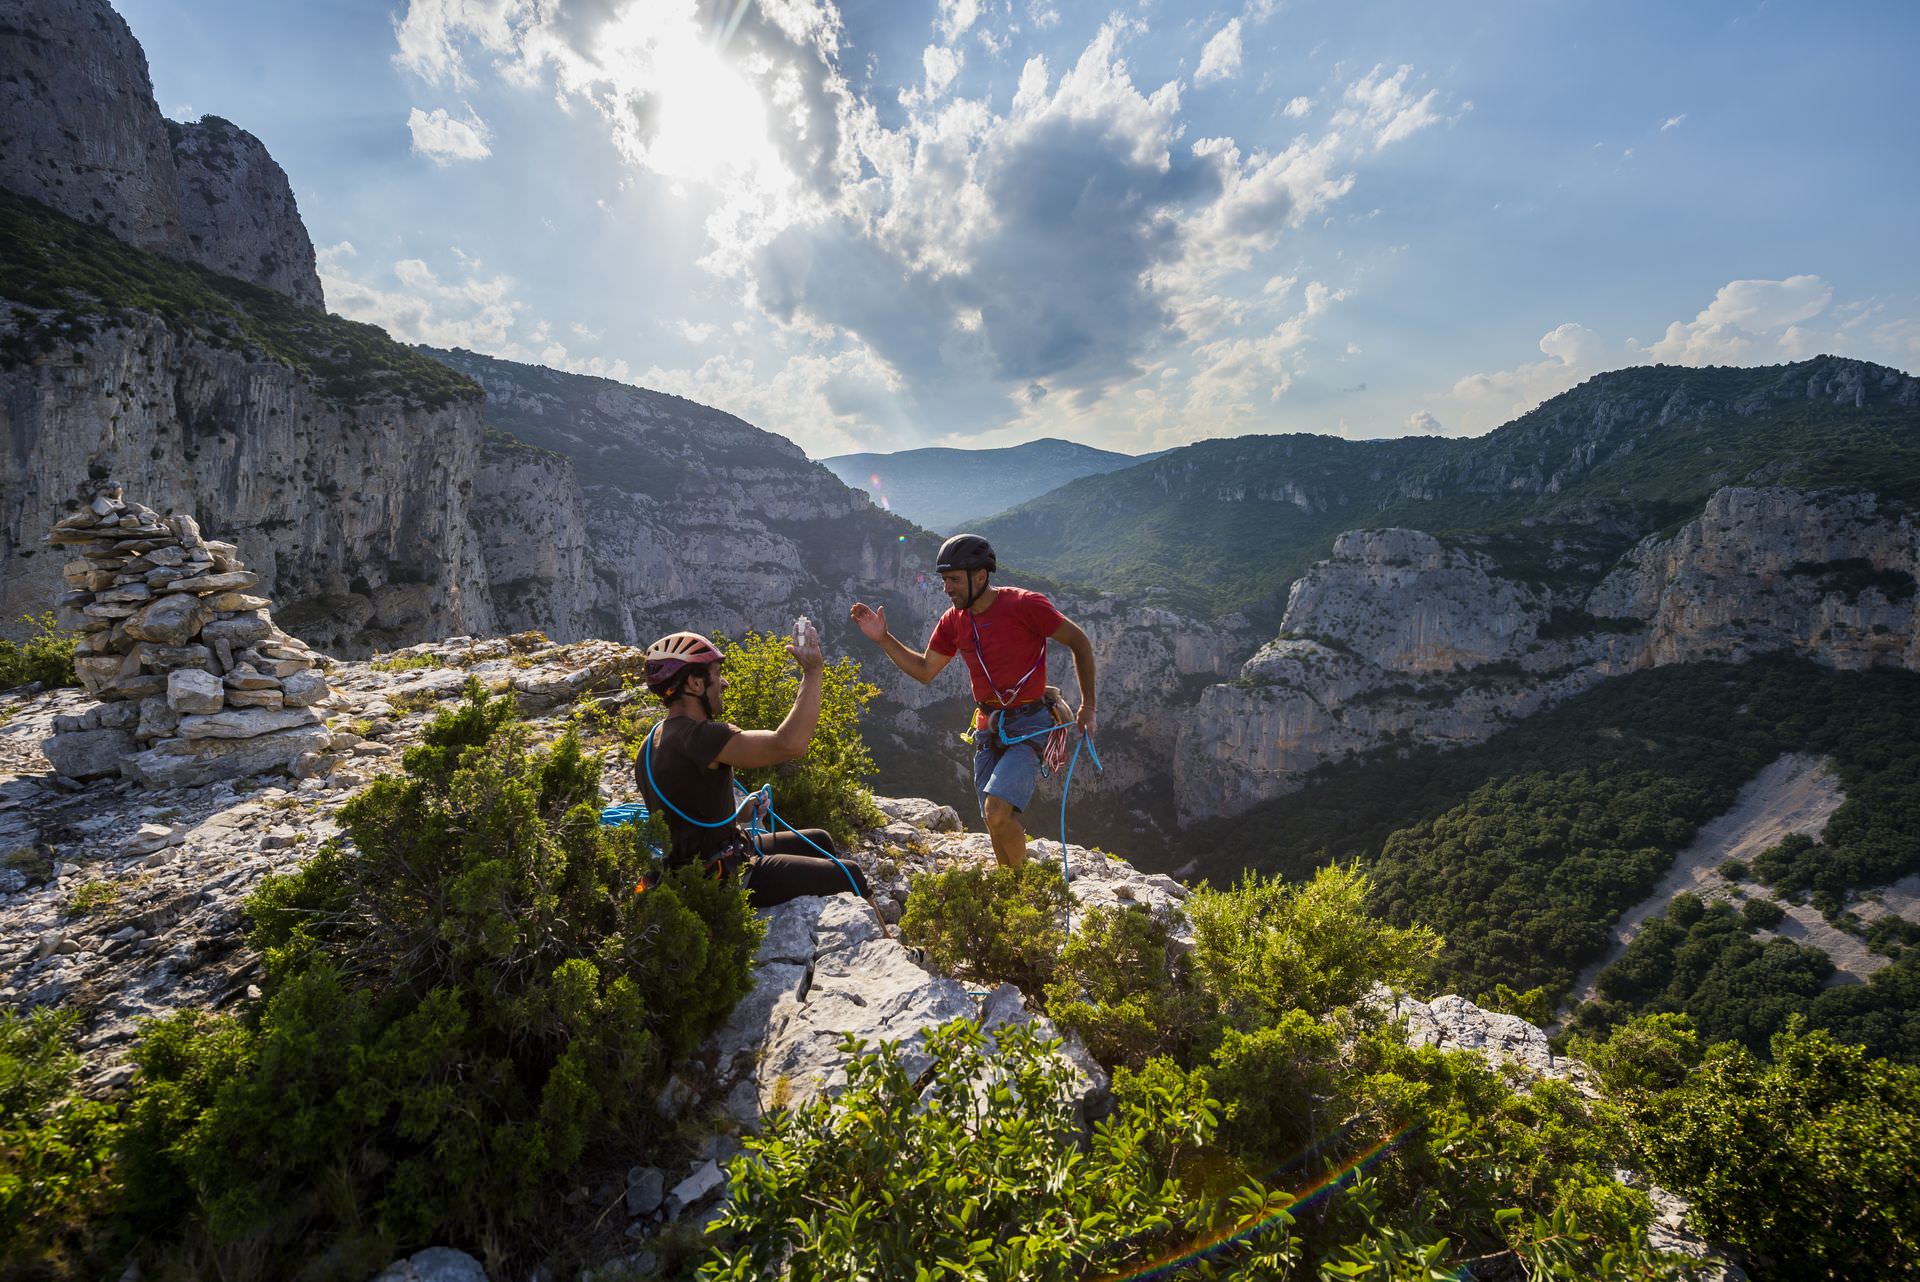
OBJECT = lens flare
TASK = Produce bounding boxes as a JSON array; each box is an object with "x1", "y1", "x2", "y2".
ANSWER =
[
  {"x1": 870, "y1": 473, "x2": 883, "y2": 488},
  {"x1": 1090, "y1": 1125, "x2": 1414, "y2": 1282}
]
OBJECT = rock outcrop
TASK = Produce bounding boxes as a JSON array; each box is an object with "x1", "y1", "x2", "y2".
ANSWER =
[
  {"x1": 1178, "y1": 488, "x2": 1920, "y2": 820},
  {"x1": 42, "y1": 481, "x2": 335, "y2": 786},
  {"x1": 0, "y1": 0, "x2": 323, "y2": 306},
  {"x1": 165, "y1": 115, "x2": 324, "y2": 309}
]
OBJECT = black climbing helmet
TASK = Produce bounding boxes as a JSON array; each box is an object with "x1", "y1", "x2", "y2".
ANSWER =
[{"x1": 936, "y1": 533, "x2": 996, "y2": 574}]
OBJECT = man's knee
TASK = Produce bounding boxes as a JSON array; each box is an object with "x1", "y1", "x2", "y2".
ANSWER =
[{"x1": 983, "y1": 795, "x2": 1021, "y2": 831}]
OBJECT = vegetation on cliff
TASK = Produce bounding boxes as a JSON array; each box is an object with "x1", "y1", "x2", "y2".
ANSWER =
[
  {"x1": 0, "y1": 189, "x2": 476, "y2": 408},
  {"x1": 1192, "y1": 657, "x2": 1920, "y2": 1060},
  {"x1": 885, "y1": 865, "x2": 1687, "y2": 1279}
]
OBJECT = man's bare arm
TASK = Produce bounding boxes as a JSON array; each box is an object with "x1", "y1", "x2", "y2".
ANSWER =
[
  {"x1": 1051, "y1": 617, "x2": 1098, "y2": 736},
  {"x1": 716, "y1": 632, "x2": 825, "y2": 768},
  {"x1": 849, "y1": 602, "x2": 955, "y2": 685}
]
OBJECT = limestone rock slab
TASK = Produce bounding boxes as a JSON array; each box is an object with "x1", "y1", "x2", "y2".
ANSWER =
[
  {"x1": 177, "y1": 707, "x2": 321, "y2": 739},
  {"x1": 44, "y1": 728, "x2": 136, "y2": 780},
  {"x1": 122, "y1": 724, "x2": 333, "y2": 787},
  {"x1": 166, "y1": 669, "x2": 224, "y2": 714}
]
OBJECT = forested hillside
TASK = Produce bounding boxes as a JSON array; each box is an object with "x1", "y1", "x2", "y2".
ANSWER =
[
  {"x1": 1189, "y1": 657, "x2": 1920, "y2": 1060},
  {"x1": 978, "y1": 358, "x2": 1920, "y2": 623}
]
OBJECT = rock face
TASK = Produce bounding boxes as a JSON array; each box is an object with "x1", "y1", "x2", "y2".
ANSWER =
[
  {"x1": 0, "y1": 0, "x2": 186, "y2": 256},
  {"x1": 41, "y1": 481, "x2": 335, "y2": 785},
  {"x1": 1177, "y1": 487, "x2": 1920, "y2": 821},
  {"x1": 0, "y1": 0, "x2": 323, "y2": 306},
  {"x1": 0, "y1": 312, "x2": 497, "y2": 653},
  {"x1": 166, "y1": 116, "x2": 324, "y2": 309}
]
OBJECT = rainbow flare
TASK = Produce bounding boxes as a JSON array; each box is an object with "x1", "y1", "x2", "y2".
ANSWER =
[{"x1": 1090, "y1": 1124, "x2": 1415, "y2": 1282}]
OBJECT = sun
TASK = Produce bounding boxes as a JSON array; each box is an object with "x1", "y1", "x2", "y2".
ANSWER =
[{"x1": 598, "y1": 5, "x2": 787, "y2": 191}]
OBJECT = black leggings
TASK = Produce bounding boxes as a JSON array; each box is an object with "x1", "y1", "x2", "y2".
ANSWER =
[{"x1": 745, "y1": 830, "x2": 870, "y2": 907}]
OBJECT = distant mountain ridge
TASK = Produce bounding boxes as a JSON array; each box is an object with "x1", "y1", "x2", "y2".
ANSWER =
[
  {"x1": 820, "y1": 437, "x2": 1154, "y2": 532},
  {"x1": 977, "y1": 357, "x2": 1920, "y2": 624}
]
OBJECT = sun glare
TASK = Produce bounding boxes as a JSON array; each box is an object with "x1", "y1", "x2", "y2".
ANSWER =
[{"x1": 599, "y1": 6, "x2": 787, "y2": 190}]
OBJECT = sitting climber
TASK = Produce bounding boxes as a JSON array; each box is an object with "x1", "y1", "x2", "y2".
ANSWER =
[
  {"x1": 851, "y1": 533, "x2": 1097, "y2": 869},
  {"x1": 635, "y1": 628, "x2": 872, "y2": 908}
]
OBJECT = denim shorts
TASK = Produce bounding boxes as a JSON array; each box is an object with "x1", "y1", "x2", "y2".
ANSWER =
[{"x1": 973, "y1": 702, "x2": 1054, "y2": 815}]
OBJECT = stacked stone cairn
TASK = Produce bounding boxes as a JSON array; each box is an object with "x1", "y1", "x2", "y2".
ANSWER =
[{"x1": 42, "y1": 481, "x2": 335, "y2": 788}]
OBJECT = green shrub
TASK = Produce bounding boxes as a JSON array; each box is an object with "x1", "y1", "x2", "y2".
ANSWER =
[
  {"x1": 1569, "y1": 1013, "x2": 1704, "y2": 1096},
  {"x1": 367, "y1": 650, "x2": 443, "y2": 673},
  {"x1": 0, "y1": 613, "x2": 79, "y2": 691},
  {"x1": 1626, "y1": 1022, "x2": 1920, "y2": 1278},
  {"x1": 715, "y1": 630, "x2": 884, "y2": 844},
  {"x1": 700, "y1": 1019, "x2": 1684, "y2": 1281},
  {"x1": 115, "y1": 681, "x2": 762, "y2": 1280},
  {"x1": 1187, "y1": 865, "x2": 1439, "y2": 1033},
  {"x1": 1044, "y1": 902, "x2": 1212, "y2": 1070},
  {"x1": 0, "y1": 1010, "x2": 123, "y2": 1280},
  {"x1": 1740, "y1": 896, "x2": 1786, "y2": 930},
  {"x1": 899, "y1": 860, "x2": 1068, "y2": 993},
  {"x1": 700, "y1": 1020, "x2": 1302, "y2": 1281}
]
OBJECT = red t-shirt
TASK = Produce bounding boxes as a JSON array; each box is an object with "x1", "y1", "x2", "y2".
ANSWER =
[{"x1": 928, "y1": 586, "x2": 1066, "y2": 708}]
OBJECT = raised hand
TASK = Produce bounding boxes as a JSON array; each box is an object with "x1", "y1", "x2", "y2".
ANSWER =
[
  {"x1": 849, "y1": 601, "x2": 887, "y2": 643},
  {"x1": 790, "y1": 618, "x2": 825, "y2": 675}
]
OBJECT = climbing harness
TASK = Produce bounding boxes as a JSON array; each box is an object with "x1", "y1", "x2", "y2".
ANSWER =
[{"x1": 960, "y1": 611, "x2": 1103, "y2": 924}]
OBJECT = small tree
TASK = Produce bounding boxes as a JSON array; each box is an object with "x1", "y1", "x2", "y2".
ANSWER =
[
  {"x1": 714, "y1": 630, "x2": 884, "y2": 843},
  {"x1": 0, "y1": 1010, "x2": 123, "y2": 1280},
  {"x1": 1628, "y1": 1021, "x2": 1920, "y2": 1278}
]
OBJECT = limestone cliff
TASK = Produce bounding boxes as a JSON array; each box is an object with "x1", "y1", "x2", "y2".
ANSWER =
[
  {"x1": 165, "y1": 116, "x2": 325, "y2": 310},
  {"x1": 1177, "y1": 487, "x2": 1920, "y2": 821},
  {"x1": 0, "y1": 308, "x2": 497, "y2": 653},
  {"x1": 0, "y1": 0, "x2": 323, "y2": 306}
]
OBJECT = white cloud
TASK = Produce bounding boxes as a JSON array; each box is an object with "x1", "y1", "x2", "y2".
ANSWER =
[
  {"x1": 1442, "y1": 322, "x2": 1607, "y2": 434},
  {"x1": 919, "y1": 43, "x2": 963, "y2": 100},
  {"x1": 937, "y1": 0, "x2": 981, "y2": 43},
  {"x1": 319, "y1": 243, "x2": 524, "y2": 351},
  {"x1": 1640, "y1": 275, "x2": 1834, "y2": 365},
  {"x1": 1334, "y1": 64, "x2": 1453, "y2": 151},
  {"x1": 1405, "y1": 409, "x2": 1443, "y2": 434},
  {"x1": 640, "y1": 347, "x2": 905, "y2": 456},
  {"x1": 388, "y1": 1, "x2": 1440, "y2": 448},
  {"x1": 678, "y1": 321, "x2": 718, "y2": 343},
  {"x1": 1282, "y1": 95, "x2": 1313, "y2": 118},
  {"x1": 1661, "y1": 113, "x2": 1686, "y2": 131},
  {"x1": 1430, "y1": 273, "x2": 1915, "y2": 437},
  {"x1": 407, "y1": 105, "x2": 492, "y2": 164},
  {"x1": 1196, "y1": 19, "x2": 1243, "y2": 85}
]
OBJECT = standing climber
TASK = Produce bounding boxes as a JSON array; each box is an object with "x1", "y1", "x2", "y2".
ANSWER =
[
  {"x1": 850, "y1": 534, "x2": 1097, "y2": 868},
  {"x1": 636, "y1": 628, "x2": 872, "y2": 907}
]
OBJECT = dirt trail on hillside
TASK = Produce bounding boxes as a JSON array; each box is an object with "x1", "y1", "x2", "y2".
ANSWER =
[{"x1": 1568, "y1": 753, "x2": 1844, "y2": 1007}]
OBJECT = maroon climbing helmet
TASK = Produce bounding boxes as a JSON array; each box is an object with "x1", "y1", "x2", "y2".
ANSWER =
[{"x1": 644, "y1": 631, "x2": 725, "y2": 695}]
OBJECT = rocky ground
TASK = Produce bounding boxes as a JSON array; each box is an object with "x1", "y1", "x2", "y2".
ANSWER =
[{"x1": 0, "y1": 632, "x2": 1738, "y2": 1279}]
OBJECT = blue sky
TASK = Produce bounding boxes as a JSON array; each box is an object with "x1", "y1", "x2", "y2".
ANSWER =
[{"x1": 117, "y1": 0, "x2": 1919, "y2": 456}]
